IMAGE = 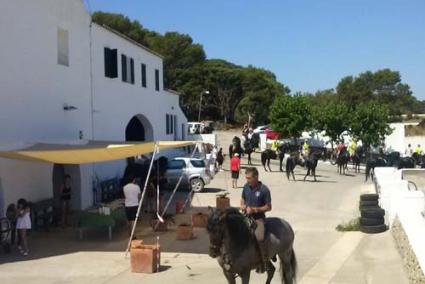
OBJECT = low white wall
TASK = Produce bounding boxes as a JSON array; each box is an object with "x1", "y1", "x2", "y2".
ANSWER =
[
  {"x1": 187, "y1": 133, "x2": 217, "y2": 146},
  {"x1": 375, "y1": 168, "x2": 425, "y2": 273}
]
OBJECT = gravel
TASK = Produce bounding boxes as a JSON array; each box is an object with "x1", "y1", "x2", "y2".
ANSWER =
[{"x1": 391, "y1": 217, "x2": 425, "y2": 283}]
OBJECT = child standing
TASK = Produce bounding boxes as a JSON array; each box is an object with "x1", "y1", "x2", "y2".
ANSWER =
[
  {"x1": 16, "y1": 198, "x2": 31, "y2": 256},
  {"x1": 230, "y1": 153, "x2": 241, "y2": 189}
]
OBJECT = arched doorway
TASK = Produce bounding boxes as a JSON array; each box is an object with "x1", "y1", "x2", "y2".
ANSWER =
[
  {"x1": 125, "y1": 114, "x2": 154, "y2": 142},
  {"x1": 125, "y1": 114, "x2": 154, "y2": 164}
]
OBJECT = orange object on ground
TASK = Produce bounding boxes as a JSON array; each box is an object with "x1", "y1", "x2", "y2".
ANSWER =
[
  {"x1": 131, "y1": 243, "x2": 161, "y2": 273},
  {"x1": 216, "y1": 197, "x2": 230, "y2": 209},
  {"x1": 176, "y1": 224, "x2": 194, "y2": 240},
  {"x1": 192, "y1": 213, "x2": 208, "y2": 227},
  {"x1": 176, "y1": 200, "x2": 185, "y2": 214}
]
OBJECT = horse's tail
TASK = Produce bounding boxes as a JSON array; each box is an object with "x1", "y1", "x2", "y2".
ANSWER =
[
  {"x1": 365, "y1": 162, "x2": 371, "y2": 181},
  {"x1": 280, "y1": 248, "x2": 297, "y2": 284},
  {"x1": 285, "y1": 161, "x2": 291, "y2": 179}
]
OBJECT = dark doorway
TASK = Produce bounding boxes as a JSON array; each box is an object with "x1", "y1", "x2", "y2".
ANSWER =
[{"x1": 126, "y1": 116, "x2": 146, "y2": 142}]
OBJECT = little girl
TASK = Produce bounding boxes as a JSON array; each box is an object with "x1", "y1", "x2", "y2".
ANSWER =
[{"x1": 16, "y1": 198, "x2": 31, "y2": 256}]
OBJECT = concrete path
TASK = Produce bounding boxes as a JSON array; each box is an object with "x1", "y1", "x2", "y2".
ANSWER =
[{"x1": 0, "y1": 130, "x2": 409, "y2": 283}]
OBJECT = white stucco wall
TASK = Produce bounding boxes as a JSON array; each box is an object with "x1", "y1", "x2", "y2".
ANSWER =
[{"x1": 0, "y1": 1, "x2": 188, "y2": 215}]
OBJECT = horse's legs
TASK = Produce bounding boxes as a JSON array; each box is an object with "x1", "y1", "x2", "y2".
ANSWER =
[
  {"x1": 313, "y1": 168, "x2": 317, "y2": 182},
  {"x1": 280, "y1": 157, "x2": 283, "y2": 172},
  {"x1": 291, "y1": 171, "x2": 296, "y2": 182},
  {"x1": 223, "y1": 270, "x2": 237, "y2": 284},
  {"x1": 279, "y1": 249, "x2": 296, "y2": 284},
  {"x1": 265, "y1": 261, "x2": 276, "y2": 284},
  {"x1": 267, "y1": 159, "x2": 272, "y2": 172},
  {"x1": 303, "y1": 168, "x2": 309, "y2": 181},
  {"x1": 240, "y1": 271, "x2": 250, "y2": 284}
]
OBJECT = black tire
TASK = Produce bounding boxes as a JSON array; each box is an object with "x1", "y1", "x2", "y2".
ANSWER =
[
  {"x1": 361, "y1": 208, "x2": 385, "y2": 219},
  {"x1": 360, "y1": 217, "x2": 385, "y2": 226},
  {"x1": 359, "y1": 205, "x2": 381, "y2": 211},
  {"x1": 360, "y1": 224, "x2": 387, "y2": 234},
  {"x1": 360, "y1": 194, "x2": 379, "y2": 201},
  {"x1": 359, "y1": 200, "x2": 378, "y2": 207}
]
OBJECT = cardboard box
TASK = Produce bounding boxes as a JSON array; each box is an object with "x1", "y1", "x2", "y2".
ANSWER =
[{"x1": 131, "y1": 244, "x2": 160, "y2": 273}]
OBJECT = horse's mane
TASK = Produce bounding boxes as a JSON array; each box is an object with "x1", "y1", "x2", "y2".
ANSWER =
[{"x1": 223, "y1": 208, "x2": 253, "y2": 252}]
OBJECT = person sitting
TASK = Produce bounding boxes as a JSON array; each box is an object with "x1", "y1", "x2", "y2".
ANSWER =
[
  {"x1": 336, "y1": 142, "x2": 346, "y2": 158},
  {"x1": 415, "y1": 144, "x2": 423, "y2": 155}
]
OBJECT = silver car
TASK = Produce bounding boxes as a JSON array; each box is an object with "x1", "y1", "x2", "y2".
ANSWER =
[{"x1": 165, "y1": 157, "x2": 211, "y2": 192}]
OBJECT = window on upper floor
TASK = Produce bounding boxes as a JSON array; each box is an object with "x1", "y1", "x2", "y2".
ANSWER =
[
  {"x1": 121, "y1": 54, "x2": 134, "y2": 84},
  {"x1": 104, "y1": 47, "x2": 118, "y2": 78},
  {"x1": 166, "y1": 114, "x2": 175, "y2": 135},
  {"x1": 141, "y1": 63, "x2": 147, "y2": 88},
  {"x1": 155, "y1": 69, "x2": 160, "y2": 91},
  {"x1": 57, "y1": 28, "x2": 69, "y2": 66}
]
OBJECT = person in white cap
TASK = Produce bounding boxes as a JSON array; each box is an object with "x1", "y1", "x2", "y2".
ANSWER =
[{"x1": 230, "y1": 153, "x2": 241, "y2": 188}]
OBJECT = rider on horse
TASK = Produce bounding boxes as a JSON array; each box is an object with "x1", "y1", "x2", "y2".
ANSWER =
[
  {"x1": 336, "y1": 142, "x2": 346, "y2": 159},
  {"x1": 240, "y1": 167, "x2": 272, "y2": 273},
  {"x1": 348, "y1": 139, "x2": 357, "y2": 157}
]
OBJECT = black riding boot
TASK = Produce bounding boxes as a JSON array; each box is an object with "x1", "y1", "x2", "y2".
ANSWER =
[{"x1": 256, "y1": 241, "x2": 268, "y2": 274}]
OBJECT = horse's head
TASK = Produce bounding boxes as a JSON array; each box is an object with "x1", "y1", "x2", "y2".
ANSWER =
[{"x1": 206, "y1": 207, "x2": 227, "y2": 258}]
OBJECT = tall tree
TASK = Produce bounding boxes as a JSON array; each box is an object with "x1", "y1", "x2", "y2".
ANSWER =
[
  {"x1": 269, "y1": 94, "x2": 312, "y2": 142},
  {"x1": 350, "y1": 103, "x2": 393, "y2": 148}
]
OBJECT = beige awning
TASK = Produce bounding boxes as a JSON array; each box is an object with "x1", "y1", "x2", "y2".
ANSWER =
[{"x1": 0, "y1": 140, "x2": 199, "y2": 164}]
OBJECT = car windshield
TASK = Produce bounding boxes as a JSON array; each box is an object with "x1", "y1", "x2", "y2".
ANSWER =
[
  {"x1": 167, "y1": 160, "x2": 186, "y2": 170},
  {"x1": 190, "y1": 160, "x2": 205, "y2": 168}
]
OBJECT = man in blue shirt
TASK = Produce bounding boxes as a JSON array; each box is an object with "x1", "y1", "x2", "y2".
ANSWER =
[{"x1": 240, "y1": 167, "x2": 272, "y2": 273}]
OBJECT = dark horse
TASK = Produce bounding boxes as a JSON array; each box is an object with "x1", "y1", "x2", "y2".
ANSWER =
[
  {"x1": 286, "y1": 153, "x2": 303, "y2": 181},
  {"x1": 365, "y1": 157, "x2": 388, "y2": 182},
  {"x1": 261, "y1": 149, "x2": 278, "y2": 172},
  {"x1": 303, "y1": 150, "x2": 323, "y2": 182},
  {"x1": 243, "y1": 139, "x2": 255, "y2": 165},
  {"x1": 351, "y1": 147, "x2": 363, "y2": 173},
  {"x1": 278, "y1": 143, "x2": 295, "y2": 172},
  {"x1": 229, "y1": 136, "x2": 244, "y2": 158},
  {"x1": 207, "y1": 208, "x2": 297, "y2": 284},
  {"x1": 336, "y1": 148, "x2": 350, "y2": 175}
]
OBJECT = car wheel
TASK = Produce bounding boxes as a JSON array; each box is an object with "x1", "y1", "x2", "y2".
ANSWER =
[
  {"x1": 190, "y1": 178, "x2": 204, "y2": 193},
  {"x1": 360, "y1": 224, "x2": 387, "y2": 234}
]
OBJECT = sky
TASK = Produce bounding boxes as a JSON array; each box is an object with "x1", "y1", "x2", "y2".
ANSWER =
[{"x1": 88, "y1": 0, "x2": 425, "y2": 100}]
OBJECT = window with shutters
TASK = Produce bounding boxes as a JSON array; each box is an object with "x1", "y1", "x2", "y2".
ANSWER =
[
  {"x1": 104, "y1": 47, "x2": 118, "y2": 78},
  {"x1": 121, "y1": 54, "x2": 134, "y2": 84},
  {"x1": 166, "y1": 114, "x2": 170, "y2": 134},
  {"x1": 155, "y1": 69, "x2": 160, "y2": 91},
  {"x1": 166, "y1": 114, "x2": 175, "y2": 135},
  {"x1": 57, "y1": 28, "x2": 69, "y2": 66},
  {"x1": 141, "y1": 63, "x2": 147, "y2": 87}
]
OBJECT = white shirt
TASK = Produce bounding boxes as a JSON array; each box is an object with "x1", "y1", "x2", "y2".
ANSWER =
[{"x1": 123, "y1": 183, "x2": 141, "y2": 207}]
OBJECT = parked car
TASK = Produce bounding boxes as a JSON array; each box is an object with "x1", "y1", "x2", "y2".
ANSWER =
[
  {"x1": 253, "y1": 125, "x2": 269, "y2": 134},
  {"x1": 188, "y1": 122, "x2": 203, "y2": 134},
  {"x1": 164, "y1": 157, "x2": 211, "y2": 192},
  {"x1": 265, "y1": 128, "x2": 279, "y2": 140}
]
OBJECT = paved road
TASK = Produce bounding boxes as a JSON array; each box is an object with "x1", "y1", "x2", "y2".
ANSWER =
[{"x1": 0, "y1": 130, "x2": 409, "y2": 283}]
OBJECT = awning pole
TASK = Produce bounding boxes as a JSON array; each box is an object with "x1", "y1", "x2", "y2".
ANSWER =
[
  {"x1": 154, "y1": 144, "x2": 198, "y2": 230},
  {"x1": 125, "y1": 143, "x2": 158, "y2": 256}
]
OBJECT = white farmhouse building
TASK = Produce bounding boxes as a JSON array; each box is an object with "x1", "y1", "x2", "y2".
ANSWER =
[{"x1": 0, "y1": 0, "x2": 188, "y2": 216}]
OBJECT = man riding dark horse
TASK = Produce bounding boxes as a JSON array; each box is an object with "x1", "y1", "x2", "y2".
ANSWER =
[
  {"x1": 336, "y1": 147, "x2": 350, "y2": 175},
  {"x1": 229, "y1": 136, "x2": 243, "y2": 158},
  {"x1": 240, "y1": 167, "x2": 272, "y2": 273},
  {"x1": 243, "y1": 139, "x2": 255, "y2": 165}
]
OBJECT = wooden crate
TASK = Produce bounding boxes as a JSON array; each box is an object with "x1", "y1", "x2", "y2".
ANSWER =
[
  {"x1": 131, "y1": 243, "x2": 161, "y2": 273},
  {"x1": 216, "y1": 197, "x2": 230, "y2": 209},
  {"x1": 176, "y1": 224, "x2": 194, "y2": 240},
  {"x1": 192, "y1": 213, "x2": 208, "y2": 228}
]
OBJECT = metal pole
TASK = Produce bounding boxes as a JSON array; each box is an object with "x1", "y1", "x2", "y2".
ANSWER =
[
  {"x1": 198, "y1": 91, "x2": 203, "y2": 122},
  {"x1": 125, "y1": 144, "x2": 158, "y2": 256}
]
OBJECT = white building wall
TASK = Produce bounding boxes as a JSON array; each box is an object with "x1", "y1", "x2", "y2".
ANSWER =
[
  {"x1": 0, "y1": 1, "x2": 189, "y2": 215},
  {"x1": 0, "y1": 0, "x2": 92, "y2": 214}
]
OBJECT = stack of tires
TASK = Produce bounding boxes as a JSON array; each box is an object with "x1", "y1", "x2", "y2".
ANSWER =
[{"x1": 359, "y1": 193, "x2": 387, "y2": 234}]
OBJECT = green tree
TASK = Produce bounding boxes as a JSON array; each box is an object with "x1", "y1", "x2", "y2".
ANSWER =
[
  {"x1": 350, "y1": 103, "x2": 393, "y2": 149},
  {"x1": 269, "y1": 94, "x2": 312, "y2": 142},
  {"x1": 313, "y1": 101, "x2": 350, "y2": 146}
]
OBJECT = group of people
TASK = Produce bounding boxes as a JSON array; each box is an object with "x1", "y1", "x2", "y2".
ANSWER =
[
  {"x1": 405, "y1": 144, "x2": 423, "y2": 157},
  {"x1": 5, "y1": 175, "x2": 73, "y2": 257}
]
